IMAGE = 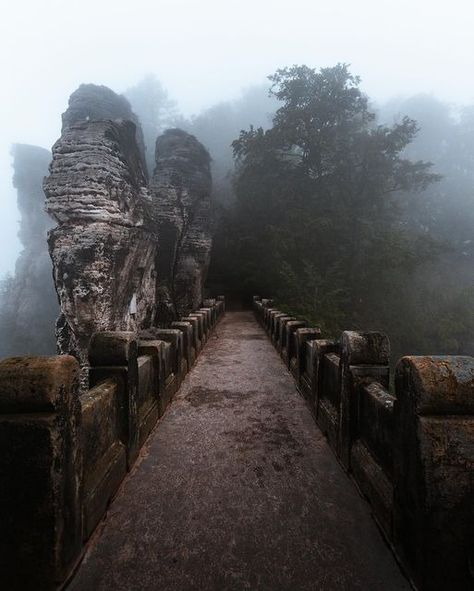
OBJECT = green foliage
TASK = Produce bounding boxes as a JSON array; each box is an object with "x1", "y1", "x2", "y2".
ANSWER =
[{"x1": 209, "y1": 63, "x2": 473, "y2": 357}]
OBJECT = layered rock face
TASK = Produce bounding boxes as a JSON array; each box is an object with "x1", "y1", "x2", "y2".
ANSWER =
[
  {"x1": 151, "y1": 129, "x2": 212, "y2": 320},
  {"x1": 44, "y1": 86, "x2": 157, "y2": 369},
  {"x1": 63, "y1": 84, "x2": 147, "y2": 171},
  {"x1": 0, "y1": 144, "x2": 58, "y2": 358},
  {"x1": 44, "y1": 86, "x2": 213, "y2": 372}
]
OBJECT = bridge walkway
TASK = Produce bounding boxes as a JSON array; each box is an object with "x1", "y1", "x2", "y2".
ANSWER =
[{"x1": 68, "y1": 311, "x2": 410, "y2": 591}]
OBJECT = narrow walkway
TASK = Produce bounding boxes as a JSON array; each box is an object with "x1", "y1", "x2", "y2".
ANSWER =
[{"x1": 69, "y1": 311, "x2": 409, "y2": 591}]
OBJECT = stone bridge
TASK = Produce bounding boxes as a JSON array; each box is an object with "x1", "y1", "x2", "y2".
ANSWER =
[
  {"x1": 1, "y1": 300, "x2": 473, "y2": 590},
  {"x1": 0, "y1": 85, "x2": 473, "y2": 591}
]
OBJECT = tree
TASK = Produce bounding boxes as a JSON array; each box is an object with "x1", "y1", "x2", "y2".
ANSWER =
[{"x1": 222, "y1": 64, "x2": 440, "y2": 347}]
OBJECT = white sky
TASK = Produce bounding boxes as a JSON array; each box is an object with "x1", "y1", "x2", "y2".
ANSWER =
[{"x1": 1, "y1": 0, "x2": 474, "y2": 275}]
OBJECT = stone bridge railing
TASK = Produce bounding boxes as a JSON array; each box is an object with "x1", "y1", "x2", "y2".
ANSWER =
[
  {"x1": 0, "y1": 297, "x2": 224, "y2": 590},
  {"x1": 254, "y1": 296, "x2": 474, "y2": 591}
]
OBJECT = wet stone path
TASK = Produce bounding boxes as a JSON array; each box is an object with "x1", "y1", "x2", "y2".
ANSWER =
[{"x1": 69, "y1": 311, "x2": 410, "y2": 591}]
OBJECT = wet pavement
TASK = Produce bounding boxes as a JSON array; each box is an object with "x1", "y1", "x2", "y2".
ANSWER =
[{"x1": 68, "y1": 311, "x2": 410, "y2": 591}]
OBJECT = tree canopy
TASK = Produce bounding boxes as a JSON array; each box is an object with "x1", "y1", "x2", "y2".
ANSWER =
[{"x1": 210, "y1": 64, "x2": 459, "y2": 358}]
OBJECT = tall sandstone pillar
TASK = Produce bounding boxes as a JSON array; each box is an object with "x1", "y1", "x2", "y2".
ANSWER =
[
  {"x1": 150, "y1": 129, "x2": 212, "y2": 321},
  {"x1": 44, "y1": 86, "x2": 158, "y2": 377}
]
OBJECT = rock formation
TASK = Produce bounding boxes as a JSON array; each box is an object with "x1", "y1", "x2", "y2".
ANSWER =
[
  {"x1": 44, "y1": 86, "x2": 157, "y2": 370},
  {"x1": 44, "y1": 86, "x2": 213, "y2": 375},
  {"x1": 63, "y1": 84, "x2": 147, "y2": 172},
  {"x1": 0, "y1": 144, "x2": 58, "y2": 358},
  {"x1": 150, "y1": 129, "x2": 212, "y2": 320}
]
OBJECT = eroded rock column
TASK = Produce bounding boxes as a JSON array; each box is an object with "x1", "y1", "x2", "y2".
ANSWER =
[
  {"x1": 0, "y1": 144, "x2": 58, "y2": 358},
  {"x1": 44, "y1": 87, "x2": 158, "y2": 371},
  {"x1": 150, "y1": 129, "x2": 212, "y2": 321}
]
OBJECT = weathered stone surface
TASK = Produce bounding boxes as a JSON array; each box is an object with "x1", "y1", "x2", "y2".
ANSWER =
[
  {"x1": 44, "y1": 86, "x2": 215, "y2": 379},
  {"x1": 81, "y1": 377, "x2": 127, "y2": 539},
  {"x1": 45, "y1": 119, "x2": 149, "y2": 224},
  {"x1": 394, "y1": 355, "x2": 474, "y2": 590},
  {"x1": 88, "y1": 332, "x2": 139, "y2": 467},
  {"x1": 44, "y1": 90, "x2": 158, "y2": 375},
  {"x1": 339, "y1": 331, "x2": 390, "y2": 469},
  {"x1": 89, "y1": 331, "x2": 139, "y2": 367},
  {"x1": 0, "y1": 355, "x2": 82, "y2": 590},
  {"x1": 0, "y1": 355, "x2": 79, "y2": 412},
  {"x1": 150, "y1": 129, "x2": 212, "y2": 320},
  {"x1": 0, "y1": 144, "x2": 58, "y2": 358},
  {"x1": 62, "y1": 84, "x2": 147, "y2": 172}
]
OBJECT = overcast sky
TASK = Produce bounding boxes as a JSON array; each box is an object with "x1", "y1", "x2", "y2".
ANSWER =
[{"x1": 1, "y1": 0, "x2": 474, "y2": 276}]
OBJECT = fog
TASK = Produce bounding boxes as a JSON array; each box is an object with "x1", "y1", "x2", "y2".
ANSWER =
[{"x1": 1, "y1": 0, "x2": 474, "y2": 275}]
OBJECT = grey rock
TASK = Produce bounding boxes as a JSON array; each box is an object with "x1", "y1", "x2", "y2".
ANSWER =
[
  {"x1": 44, "y1": 87, "x2": 213, "y2": 379},
  {"x1": 150, "y1": 129, "x2": 212, "y2": 320},
  {"x1": 45, "y1": 91, "x2": 158, "y2": 375},
  {"x1": 63, "y1": 84, "x2": 147, "y2": 173},
  {"x1": 0, "y1": 144, "x2": 58, "y2": 358}
]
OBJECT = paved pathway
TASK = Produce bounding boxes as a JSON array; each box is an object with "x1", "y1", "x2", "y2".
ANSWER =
[{"x1": 69, "y1": 311, "x2": 410, "y2": 591}]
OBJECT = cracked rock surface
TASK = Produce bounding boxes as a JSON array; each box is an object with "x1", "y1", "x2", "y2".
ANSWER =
[
  {"x1": 44, "y1": 87, "x2": 157, "y2": 372},
  {"x1": 44, "y1": 87, "x2": 213, "y2": 375},
  {"x1": 151, "y1": 128, "x2": 212, "y2": 321}
]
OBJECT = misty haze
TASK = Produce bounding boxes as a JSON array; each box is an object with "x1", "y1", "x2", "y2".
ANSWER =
[{"x1": 0, "y1": 2, "x2": 473, "y2": 590}]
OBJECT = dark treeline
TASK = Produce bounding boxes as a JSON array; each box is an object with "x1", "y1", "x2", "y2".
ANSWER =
[
  {"x1": 1, "y1": 68, "x2": 472, "y2": 360},
  {"x1": 172, "y1": 65, "x2": 472, "y2": 361}
]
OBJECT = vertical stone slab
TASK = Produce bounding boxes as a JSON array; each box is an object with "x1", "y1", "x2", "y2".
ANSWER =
[
  {"x1": 217, "y1": 295, "x2": 226, "y2": 314},
  {"x1": 277, "y1": 317, "x2": 296, "y2": 353},
  {"x1": 141, "y1": 328, "x2": 183, "y2": 377},
  {"x1": 254, "y1": 300, "x2": 264, "y2": 322},
  {"x1": 393, "y1": 355, "x2": 474, "y2": 590},
  {"x1": 181, "y1": 316, "x2": 202, "y2": 354},
  {"x1": 267, "y1": 310, "x2": 281, "y2": 339},
  {"x1": 339, "y1": 331, "x2": 390, "y2": 469},
  {"x1": 350, "y1": 381, "x2": 396, "y2": 538},
  {"x1": 188, "y1": 313, "x2": 206, "y2": 345},
  {"x1": 271, "y1": 313, "x2": 288, "y2": 345},
  {"x1": 195, "y1": 310, "x2": 210, "y2": 338},
  {"x1": 199, "y1": 307, "x2": 214, "y2": 330},
  {"x1": 80, "y1": 378, "x2": 127, "y2": 539},
  {"x1": 282, "y1": 320, "x2": 306, "y2": 364},
  {"x1": 171, "y1": 321, "x2": 194, "y2": 368},
  {"x1": 88, "y1": 332, "x2": 139, "y2": 468},
  {"x1": 293, "y1": 327, "x2": 322, "y2": 384},
  {"x1": 0, "y1": 356, "x2": 82, "y2": 590},
  {"x1": 306, "y1": 339, "x2": 338, "y2": 413},
  {"x1": 264, "y1": 308, "x2": 278, "y2": 332}
]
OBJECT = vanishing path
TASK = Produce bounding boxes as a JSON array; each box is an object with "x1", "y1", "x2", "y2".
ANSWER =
[{"x1": 69, "y1": 311, "x2": 410, "y2": 591}]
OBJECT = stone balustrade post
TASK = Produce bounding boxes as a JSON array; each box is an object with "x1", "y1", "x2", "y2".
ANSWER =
[
  {"x1": 0, "y1": 356, "x2": 82, "y2": 590},
  {"x1": 293, "y1": 327, "x2": 322, "y2": 384},
  {"x1": 283, "y1": 320, "x2": 307, "y2": 365},
  {"x1": 171, "y1": 321, "x2": 194, "y2": 368},
  {"x1": 339, "y1": 331, "x2": 390, "y2": 470},
  {"x1": 311, "y1": 340, "x2": 338, "y2": 411},
  {"x1": 182, "y1": 315, "x2": 202, "y2": 354},
  {"x1": 217, "y1": 295, "x2": 226, "y2": 314},
  {"x1": 264, "y1": 308, "x2": 278, "y2": 332},
  {"x1": 393, "y1": 355, "x2": 474, "y2": 590},
  {"x1": 88, "y1": 332, "x2": 139, "y2": 468}
]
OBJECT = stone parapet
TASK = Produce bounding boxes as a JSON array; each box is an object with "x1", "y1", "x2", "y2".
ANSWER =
[
  {"x1": 254, "y1": 295, "x2": 474, "y2": 590},
  {"x1": 0, "y1": 297, "x2": 225, "y2": 589}
]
